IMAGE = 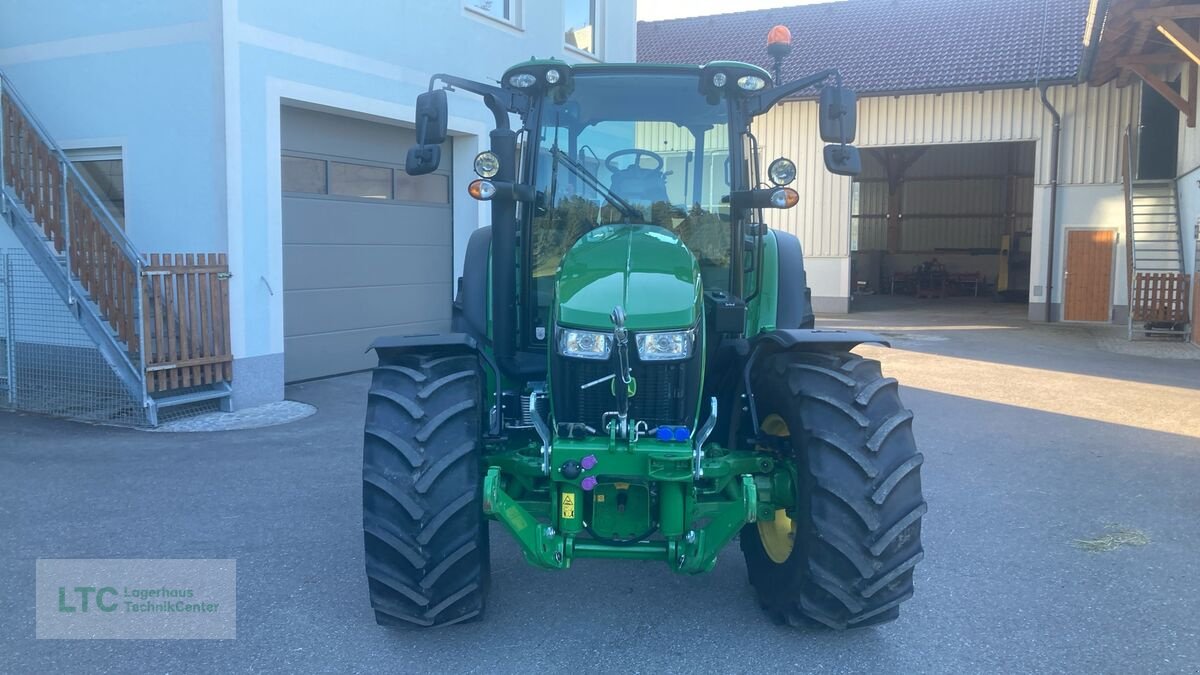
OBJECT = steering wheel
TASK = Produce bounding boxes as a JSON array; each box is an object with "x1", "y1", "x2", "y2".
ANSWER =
[{"x1": 605, "y1": 148, "x2": 664, "y2": 174}]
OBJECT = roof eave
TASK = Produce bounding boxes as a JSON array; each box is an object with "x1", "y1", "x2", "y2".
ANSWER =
[
  {"x1": 1077, "y1": 0, "x2": 1113, "y2": 83},
  {"x1": 767, "y1": 78, "x2": 1082, "y2": 103}
]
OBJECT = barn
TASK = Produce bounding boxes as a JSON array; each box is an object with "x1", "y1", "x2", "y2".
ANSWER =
[{"x1": 639, "y1": 0, "x2": 1158, "y2": 325}]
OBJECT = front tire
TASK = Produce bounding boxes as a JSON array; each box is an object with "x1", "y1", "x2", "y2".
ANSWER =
[
  {"x1": 362, "y1": 352, "x2": 489, "y2": 627},
  {"x1": 741, "y1": 350, "x2": 925, "y2": 629}
]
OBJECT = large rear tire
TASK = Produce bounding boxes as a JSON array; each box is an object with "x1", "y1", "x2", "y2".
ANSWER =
[
  {"x1": 741, "y1": 350, "x2": 925, "y2": 629},
  {"x1": 362, "y1": 352, "x2": 489, "y2": 627}
]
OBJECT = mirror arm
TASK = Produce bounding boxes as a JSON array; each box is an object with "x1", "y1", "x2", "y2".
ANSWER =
[
  {"x1": 428, "y1": 73, "x2": 531, "y2": 129},
  {"x1": 748, "y1": 68, "x2": 839, "y2": 116}
]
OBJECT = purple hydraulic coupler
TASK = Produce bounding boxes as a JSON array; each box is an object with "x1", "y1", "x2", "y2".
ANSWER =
[{"x1": 581, "y1": 476, "x2": 598, "y2": 491}]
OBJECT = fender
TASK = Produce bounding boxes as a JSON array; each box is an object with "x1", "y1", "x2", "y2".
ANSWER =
[
  {"x1": 453, "y1": 226, "x2": 492, "y2": 342},
  {"x1": 738, "y1": 328, "x2": 891, "y2": 445},
  {"x1": 751, "y1": 328, "x2": 890, "y2": 351},
  {"x1": 772, "y1": 230, "x2": 816, "y2": 330},
  {"x1": 370, "y1": 332, "x2": 483, "y2": 356},
  {"x1": 369, "y1": 333, "x2": 502, "y2": 436}
]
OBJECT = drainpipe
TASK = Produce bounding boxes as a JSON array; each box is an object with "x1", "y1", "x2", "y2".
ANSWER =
[{"x1": 1039, "y1": 83, "x2": 1061, "y2": 323}]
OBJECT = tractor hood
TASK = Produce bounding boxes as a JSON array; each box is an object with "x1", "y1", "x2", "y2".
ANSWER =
[{"x1": 556, "y1": 224, "x2": 701, "y2": 331}]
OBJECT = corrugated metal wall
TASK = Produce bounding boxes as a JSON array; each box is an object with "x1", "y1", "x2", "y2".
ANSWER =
[
  {"x1": 635, "y1": 124, "x2": 729, "y2": 152},
  {"x1": 754, "y1": 100, "x2": 852, "y2": 257},
  {"x1": 759, "y1": 82, "x2": 1137, "y2": 258}
]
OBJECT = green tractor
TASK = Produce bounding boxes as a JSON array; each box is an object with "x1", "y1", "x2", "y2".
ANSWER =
[{"x1": 361, "y1": 37, "x2": 925, "y2": 630}]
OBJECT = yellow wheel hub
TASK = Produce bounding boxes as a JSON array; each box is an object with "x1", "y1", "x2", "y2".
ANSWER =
[{"x1": 757, "y1": 414, "x2": 796, "y2": 564}]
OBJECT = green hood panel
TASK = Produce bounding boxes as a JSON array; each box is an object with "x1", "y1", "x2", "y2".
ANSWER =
[{"x1": 556, "y1": 225, "x2": 701, "y2": 331}]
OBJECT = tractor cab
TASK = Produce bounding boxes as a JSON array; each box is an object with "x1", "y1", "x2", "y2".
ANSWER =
[{"x1": 407, "y1": 58, "x2": 861, "y2": 385}]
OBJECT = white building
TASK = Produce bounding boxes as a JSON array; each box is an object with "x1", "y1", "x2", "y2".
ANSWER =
[{"x1": 0, "y1": 0, "x2": 636, "y2": 422}]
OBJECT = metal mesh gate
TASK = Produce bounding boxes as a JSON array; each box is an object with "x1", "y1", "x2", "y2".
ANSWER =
[{"x1": 0, "y1": 248, "x2": 148, "y2": 425}]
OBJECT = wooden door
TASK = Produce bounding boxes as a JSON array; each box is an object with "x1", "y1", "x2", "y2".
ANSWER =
[{"x1": 1063, "y1": 230, "x2": 1116, "y2": 322}]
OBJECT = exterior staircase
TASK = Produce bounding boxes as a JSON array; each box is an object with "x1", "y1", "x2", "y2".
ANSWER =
[
  {"x1": 0, "y1": 70, "x2": 232, "y2": 425},
  {"x1": 1122, "y1": 126, "x2": 1191, "y2": 341},
  {"x1": 1128, "y1": 180, "x2": 1184, "y2": 273}
]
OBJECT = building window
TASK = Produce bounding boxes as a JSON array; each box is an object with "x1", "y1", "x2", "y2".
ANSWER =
[
  {"x1": 564, "y1": 0, "x2": 597, "y2": 55},
  {"x1": 329, "y1": 161, "x2": 392, "y2": 200},
  {"x1": 466, "y1": 0, "x2": 518, "y2": 25},
  {"x1": 282, "y1": 156, "x2": 327, "y2": 194},
  {"x1": 282, "y1": 153, "x2": 449, "y2": 205},
  {"x1": 66, "y1": 148, "x2": 125, "y2": 228},
  {"x1": 394, "y1": 172, "x2": 449, "y2": 204}
]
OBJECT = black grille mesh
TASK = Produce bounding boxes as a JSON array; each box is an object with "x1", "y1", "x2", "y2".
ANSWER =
[{"x1": 554, "y1": 358, "x2": 691, "y2": 430}]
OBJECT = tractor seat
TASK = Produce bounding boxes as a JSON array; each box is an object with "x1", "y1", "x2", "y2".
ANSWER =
[{"x1": 609, "y1": 167, "x2": 670, "y2": 206}]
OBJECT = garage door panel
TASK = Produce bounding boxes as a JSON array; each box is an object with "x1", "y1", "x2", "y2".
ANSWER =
[
  {"x1": 282, "y1": 106, "x2": 416, "y2": 165},
  {"x1": 282, "y1": 105, "x2": 453, "y2": 382},
  {"x1": 282, "y1": 197, "x2": 451, "y2": 247},
  {"x1": 284, "y1": 320, "x2": 448, "y2": 381},
  {"x1": 283, "y1": 244, "x2": 451, "y2": 291},
  {"x1": 284, "y1": 283, "x2": 451, "y2": 336}
]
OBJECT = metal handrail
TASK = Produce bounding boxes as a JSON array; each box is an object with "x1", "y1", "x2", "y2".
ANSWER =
[
  {"x1": 1, "y1": 69, "x2": 150, "y2": 412},
  {"x1": 1122, "y1": 125, "x2": 1135, "y2": 289},
  {"x1": 0, "y1": 70, "x2": 141, "y2": 265},
  {"x1": 1122, "y1": 125, "x2": 1135, "y2": 340}
]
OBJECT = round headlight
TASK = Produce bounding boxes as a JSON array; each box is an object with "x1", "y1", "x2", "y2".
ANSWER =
[
  {"x1": 737, "y1": 75, "x2": 767, "y2": 91},
  {"x1": 767, "y1": 157, "x2": 797, "y2": 186},
  {"x1": 508, "y1": 72, "x2": 537, "y2": 88},
  {"x1": 711, "y1": 72, "x2": 727, "y2": 87},
  {"x1": 545, "y1": 69, "x2": 561, "y2": 84},
  {"x1": 474, "y1": 151, "x2": 500, "y2": 178}
]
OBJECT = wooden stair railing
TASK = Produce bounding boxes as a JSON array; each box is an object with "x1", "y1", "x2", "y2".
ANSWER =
[{"x1": 2, "y1": 72, "x2": 233, "y2": 420}]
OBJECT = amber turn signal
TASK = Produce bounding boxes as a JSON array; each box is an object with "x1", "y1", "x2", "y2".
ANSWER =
[
  {"x1": 770, "y1": 187, "x2": 799, "y2": 209},
  {"x1": 468, "y1": 179, "x2": 496, "y2": 201}
]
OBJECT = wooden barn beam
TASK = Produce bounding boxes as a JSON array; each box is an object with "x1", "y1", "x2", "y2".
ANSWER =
[
  {"x1": 1116, "y1": 52, "x2": 1188, "y2": 66},
  {"x1": 1133, "y1": 5, "x2": 1200, "y2": 22},
  {"x1": 1128, "y1": 63, "x2": 1197, "y2": 126},
  {"x1": 1191, "y1": 61, "x2": 1199, "y2": 127},
  {"x1": 1155, "y1": 18, "x2": 1200, "y2": 65},
  {"x1": 880, "y1": 148, "x2": 927, "y2": 254},
  {"x1": 1117, "y1": 19, "x2": 1161, "y2": 86}
]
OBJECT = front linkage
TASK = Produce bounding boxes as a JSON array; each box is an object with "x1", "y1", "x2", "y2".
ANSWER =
[{"x1": 482, "y1": 433, "x2": 777, "y2": 574}]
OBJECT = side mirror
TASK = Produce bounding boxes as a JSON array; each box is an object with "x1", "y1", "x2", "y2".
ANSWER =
[
  {"x1": 819, "y1": 86, "x2": 857, "y2": 144},
  {"x1": 406, "y1": 144, "x2": 442, "y2": 176},
  {"x1": 823, "y1": 144, "x2": 861, "y2": 177},
  {"x1": 415, "y1": 89, "x2": 448, "y2": 145}
]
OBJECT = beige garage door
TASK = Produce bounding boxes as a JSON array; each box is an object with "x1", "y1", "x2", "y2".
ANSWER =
[{"x1": 281, "y1": 106, "x2": 453, "y2": 381}]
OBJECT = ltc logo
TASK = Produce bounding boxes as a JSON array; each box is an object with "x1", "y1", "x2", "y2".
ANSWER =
[{"x1": 58, "y1": 586, "x2": 119, "y2": 613}]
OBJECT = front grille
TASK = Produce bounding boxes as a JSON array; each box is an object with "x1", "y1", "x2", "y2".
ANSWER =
[{"x1": 553, "y1": 356, "x2": 697, "y2": 430}]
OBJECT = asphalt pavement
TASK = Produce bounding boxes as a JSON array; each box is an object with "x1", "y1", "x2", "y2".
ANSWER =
[{"x1": 2, "y1": 299, "x2": 1199, "y2": 673}]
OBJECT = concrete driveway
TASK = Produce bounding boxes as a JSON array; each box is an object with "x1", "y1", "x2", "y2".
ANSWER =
[{"x1": 2, "y1": 299, "x2": 1199, "y2": 673}]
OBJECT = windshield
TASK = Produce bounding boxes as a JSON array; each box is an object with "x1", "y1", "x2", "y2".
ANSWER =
[{"x1": 527, "y1": 72, "x2": 732, "y2": 333}]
